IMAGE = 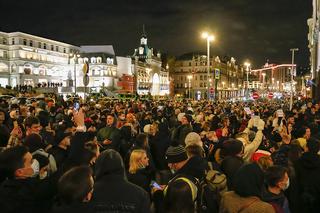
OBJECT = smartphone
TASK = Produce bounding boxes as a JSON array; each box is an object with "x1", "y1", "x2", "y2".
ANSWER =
[
  {"x1": 151, "y1": 181, "x2": 161, "y2": 189},
  {"x1": 74, "y1": 102, "x2": 80, "y2": 111}
]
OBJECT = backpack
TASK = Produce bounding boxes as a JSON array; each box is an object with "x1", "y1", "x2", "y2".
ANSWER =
[
  {"x1": 32, "y1": 148, "x2": 57, "y2": 175},
  {"x1": 198, "y1": 162, "x2": 228, "y2": 212}
]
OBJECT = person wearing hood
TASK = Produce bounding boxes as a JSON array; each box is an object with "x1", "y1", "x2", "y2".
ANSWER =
[
  {"x1": 294, "y1": 138, "x2": 320, "y2": 213},
  {"x1": 92, "y1": 149, "x2": 150, "y2": 213},
  {"x1": 171, "y1": 114, "x2": 193, "y2": 146},
  {"x1": 219, "y1": 163, "x2": 275, "y2": 213},
  {"x1": 262, "y1": 166, "x2": 291, "y2": 213}
]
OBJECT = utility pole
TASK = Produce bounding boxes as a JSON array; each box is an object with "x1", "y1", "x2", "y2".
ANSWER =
[{"x1": 290, "y1": 48, "x2": 298, "y2": 111}]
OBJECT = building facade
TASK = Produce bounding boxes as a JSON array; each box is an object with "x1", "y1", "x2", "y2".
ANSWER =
[
  {"x1": 308, "y1": 0, "x2": 320, "y2": 100},
  {"x1": 172, "y1": 53, "x2": 243, "y2": 99},
  {"x1": 0, "y1": 32, "x2": 119, "y2": 97},
  {"x1": 131, "y1": 31, "x2": 169, "y2": 96}
]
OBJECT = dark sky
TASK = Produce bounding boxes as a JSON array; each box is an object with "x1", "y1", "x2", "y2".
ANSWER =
[{"x1": 0, "y1": 0, "x2": 312, "y2": 68}]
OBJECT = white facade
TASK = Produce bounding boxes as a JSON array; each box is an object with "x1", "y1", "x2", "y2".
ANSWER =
[
  {"x1": 0, "y1": 32, "x2": 118, "y2": 95},
  {"x1": 308, "y1": 0, "x2": 320, "y2": 99}
]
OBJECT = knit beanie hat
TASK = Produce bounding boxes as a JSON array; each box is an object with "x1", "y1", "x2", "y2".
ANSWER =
[
  {"x1": 165, "y1": 145, "x2": 188, "y2": 163},
  {"x1": 185, "y1": 132, "x2": 203, "y2": 147}
]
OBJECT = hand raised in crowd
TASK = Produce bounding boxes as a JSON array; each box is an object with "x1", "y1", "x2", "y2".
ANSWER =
[
  {"x1": 103, "y1": 139, "x2": 112, "y2": 145},
  {"x1": 73, "y1": 108, "x2": 85, "y2": 127}
]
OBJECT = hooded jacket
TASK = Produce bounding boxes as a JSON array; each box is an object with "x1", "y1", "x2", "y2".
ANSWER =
[
  {"x1": 220, "y1": 163, "x2": 275, "y2": 213},
  {"x1": 93, "y1": 149, "x2": 150, "y2": 213}
]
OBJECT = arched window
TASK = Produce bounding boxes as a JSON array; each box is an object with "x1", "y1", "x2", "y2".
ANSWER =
[
  {"x1": 91, "y1": 57, "x2": 96, "y2": 63},
  {"x1": 97, "y1": 57, "x2": 102, "y2": 63}
]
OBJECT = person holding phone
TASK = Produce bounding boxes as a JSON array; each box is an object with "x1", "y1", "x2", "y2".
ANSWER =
[{"x1": 127, "y1": 149, "x2": 152, "y2": 194}]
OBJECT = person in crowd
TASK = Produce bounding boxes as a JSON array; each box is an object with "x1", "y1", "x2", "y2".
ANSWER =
[
  {"x1": 171, "y1": 114, "x2": 193, "y2": 146},
  {"x1": 0, "y1": 108, "x2": 10, "y2": 147},
  {"x1": 0, "y1": 146, "x2": 38, "y2": 213},
  {"x1": 52, "y1": 166, "x2": 94, "y2": 213},
  {"x1": 127, "y1": 149, "x2": 152, "y2": 193},
  {"x1": 93, "y1": 149, "x2": 150, "y2": 213},
  {"x1": 294, "y1": 138, "x2": 320, "y2": 213},
  {"x1": 219, "y1": 163, "x2": 275, "y2": 213},
  {"x1": 97, "y1": 113, "x2": 121, "y2": 151},
  {"x1": 163, "y1": 176, "x2": 197, "y2": 213},
  {"x1": 263, "y1": 165, "x2": 291, "y2": 213}
]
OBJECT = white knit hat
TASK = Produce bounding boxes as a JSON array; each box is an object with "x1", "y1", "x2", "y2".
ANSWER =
[{"x1": 185, "y1": 132, "x2": 203, "y2": 147}]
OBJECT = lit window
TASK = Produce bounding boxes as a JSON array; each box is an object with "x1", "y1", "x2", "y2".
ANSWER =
[
  {"x1": 97, "y1": 57, "x2": 102, "y2": 63},
  {"x1": 91, "y1": 57, "x2": 96, "y2": 63}
]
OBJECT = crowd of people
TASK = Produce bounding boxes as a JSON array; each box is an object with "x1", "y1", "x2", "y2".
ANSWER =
[{"x1": 0, "y1": 93, "x2": 319, "y2": 213}]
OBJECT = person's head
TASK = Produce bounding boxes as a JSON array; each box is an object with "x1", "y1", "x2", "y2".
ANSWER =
[
  {"x1": 305, "y1": 138, "x2": 320, "y2": 154},
  {"x1": 126, "y1": 113, "x2": 135, "y2": 123},
  {"x1": 297, "y1": 127, "x2": 311, "y2": 140},
  {"x1": 135, "y1": 133, "x2": 149, "y2": 148},
  {"x1": 185, "y1": 144, "x2": 204, "y2": 158},
  {"x1": 166, "y1": 145, "x2": 188, "y2": 173},
  {"x1": 95, "y1": 149, "x2": 125, "y2": 179},
  {"x1": 233, "y1": 163, "x2": 264, "y2": 198},
  {"x1": 181, "y1": 114, "x2": 192, "y2": 125},
  {"x1": 106, "y1": 114, "x2": 115, "y2": 127},
  {"x1": 55, "y1": 132, "x2": 72, "y2": 148},
  {"x1": 265, "y1": 165, "x2": 289, "y2": 191},
  {"x1": 0, "y1": 146, "x2": 34, "y2": 179},
  {"x1": 220, "y1": 139, "x2": 244, "y2": 158},
  {"x1": 129, "y1": 149, "x2": 149, "y2": 174},
  {"x1": 164, "y1": 177, "x2": 197, "y2": 213},
  {"x1": 24, "y1": 133, "x2": 45, "y2": 153},
  {"x1": 24, "y1": 116, "x2": 42, "y2": 135},
  {"x1": 185, "y1": 132, "x2": 203, "y2": 148},
  {"x1": 58, "y1": 166, "x2": 94, "y2": 204}
]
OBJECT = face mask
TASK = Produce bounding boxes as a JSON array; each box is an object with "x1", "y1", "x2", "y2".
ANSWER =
[
  {"x1": 31, "y1": 159, "x2": 40, "y2": 177},
  {"x1": 39, "y1": 171, "x2": 48, "y2": 180}
]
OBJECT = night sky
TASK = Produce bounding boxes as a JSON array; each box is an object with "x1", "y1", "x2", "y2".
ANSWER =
[{"x1": 0, "y1": 0, "x2": 312, "y2": 69}]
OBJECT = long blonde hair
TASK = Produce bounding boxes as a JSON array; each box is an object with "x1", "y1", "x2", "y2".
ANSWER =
[{"x1": 129, "y1": 149, "x2": 146, "y2": 174}]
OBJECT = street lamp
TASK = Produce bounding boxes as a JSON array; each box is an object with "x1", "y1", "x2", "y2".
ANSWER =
[
  {"x1": 187, "y1": 75, "x2": 193, "y2": 99},
  {"x1": 290, "y1": 48, "x2": 298, "y2": 110},
  {"x1": 244, "y1": 62, "x2": 251, "y2": 98},
  {"x1": 69, "y1": 52, "x2": 80, "y2": 95},
  {"x1": 202, "y1": 32, "x2": 215, "y2": 100}
]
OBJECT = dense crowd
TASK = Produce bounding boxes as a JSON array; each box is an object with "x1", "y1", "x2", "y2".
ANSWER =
[{"x1": 0, "y1": 94, "x2": 319, "y2": 213}]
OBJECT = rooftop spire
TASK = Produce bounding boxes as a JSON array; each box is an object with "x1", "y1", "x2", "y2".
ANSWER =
[{"x1": 142, "y1": 24, "x2": 147, "y2": 37}]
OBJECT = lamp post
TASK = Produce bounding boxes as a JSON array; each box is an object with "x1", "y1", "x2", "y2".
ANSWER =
[
  {"x1": 244, "y1": 62, "x2": 251, "y2": 98},
  {"x1": 187, "y1": 75, "x2": 192, "y2": 99},
  {"x1": 202, "y1": 32, "x2": 214, "y2": 100},
  {"x1": 69, "y1": 52, "x2": 80, "y2": 95},
  {"x1": 290, "y1": 48, "x2": 298, "y2": 110}
]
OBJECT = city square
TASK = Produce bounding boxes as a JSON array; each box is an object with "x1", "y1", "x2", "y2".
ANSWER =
[{"x1": 0, "y1": 1, "x2": 319, "y2": 213}]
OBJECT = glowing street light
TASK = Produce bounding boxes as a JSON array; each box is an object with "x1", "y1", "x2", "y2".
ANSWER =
[{"x1": 202, "y1": 32, "x2": 215, "y2": 100}]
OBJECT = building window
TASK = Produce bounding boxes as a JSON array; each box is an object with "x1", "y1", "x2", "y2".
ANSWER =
[
  {"x1": 38, "y1": 42, "x2": 41, "y2": 48},
  {"x1": 51, "y1": 45, "x2": 54, "y2": 51},
  {"x1": 11, "y1": 38, "x2": 15, "y2": 45},
  {"x1": 63, "y1": 48, "x2": 66, "y2": 53},
  {"x1": 189, "y1": 62, "x2": 191, "y2": 66},
  {"x1": 44, "y1": 43, "x2": 47, "y2": 49},
  {"x1": 97, "y1": 57, "x2": 102, "y2": 63},
  {"x1": 30, "y1": 40, "x2": 33, "y2": 47},
  {"x1": 56, "y1": 46, "x2": 59, "y2": 51},
  {"x1": 200, "y1": 83, "x2": 203, "y2": 87},
  {"x1": 23, "y1": 39, "x2": 27, "y2": 45},
  {"x1": 200, "y1": 75, "x2": 203, "y2": 80},
  {"x1": 195, "y1": 76, "x2": 197, "y2": 80},
  {"x1": 204, "y1": 75, "x2": 207, "y2": 80},
  {"x1": 91, "y1": 57, "x2": 96, "y2": 63}
]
